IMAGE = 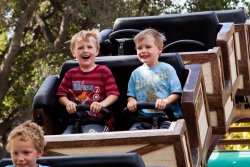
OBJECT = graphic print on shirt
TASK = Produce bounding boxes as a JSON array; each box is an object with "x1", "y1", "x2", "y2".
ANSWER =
[
  {"x1": 92, "y1": 86, "x2": 101, "y2": 101},
  {"x1": 135, "y1": 71, "x2": 168, "y2": 91},
  {"x1": 72, "y1": 81, "x2": 100, "y2": 104},
  {"x1": 146, "y1": 88, "x2": 158, "y2": 112},
  {"x1": 77, "y1": 91, "x2": 93, "y2": 104},
  {"x1": 135, "y1": 70, "x2": 168, "y2": 115}
]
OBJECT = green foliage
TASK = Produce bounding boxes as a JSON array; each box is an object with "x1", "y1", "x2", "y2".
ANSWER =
[
  {"x1": 222, "y1": 123, "x2": 250, "y2": 150},
  {"x1": 0, "y1": 38, "x2": 68, "y2": 119},
  {"x1": 0, "y1": 29, "x2": 7, "y2": 55},
  {"x1": 0, "y1": 0, "x2": 250, "y2": 124},
  {"x1": 184, "y1": 0, "x2": 249, "y2": 13},
  {"x1": 123, "y1": 0, "x2": 177, "y2": 16}
]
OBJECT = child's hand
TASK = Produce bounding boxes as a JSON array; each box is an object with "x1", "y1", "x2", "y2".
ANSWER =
[
  {"x1": 155, "y1": 99, "x2": 167, "y2": 111},
  {"x1": 66, "y1": 101, "x2": 77, "y2": 114},
  {"x1": 127, "y1": 99, "x2": 138, "y2": 112},
  {"x1": 90, "y1": 102, "x2": 103, "y2": 113}
]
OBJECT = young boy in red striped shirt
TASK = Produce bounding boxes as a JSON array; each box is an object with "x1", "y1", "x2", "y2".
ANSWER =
[{"x1": 57, "y1": 29, "x2": 119, "y2": 134}]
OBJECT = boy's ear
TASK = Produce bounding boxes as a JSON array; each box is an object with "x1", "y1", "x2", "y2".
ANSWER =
[
  {"x1": 96, "y1": 50, "x2": 99, "y2": 56},
  {"x1": 159, "y1": 46, "x2": 164, "y2": 51},
  {"x1": 71, "y1": 49, "x2": 76, "y2": 58},
  {"x1": 158, "y1": 46, "x2": 163, "y2": 53},
  {"x1": 37, "y1": 148, "x2": 44, "y2": 157}
]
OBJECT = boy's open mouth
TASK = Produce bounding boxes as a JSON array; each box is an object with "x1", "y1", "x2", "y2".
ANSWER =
[
  {"x1": 141, "y1": 55, "x2": 148, "y2": 58},
  {"x1": 82, "y1": 56, "x2": 90, "y2": 59}
]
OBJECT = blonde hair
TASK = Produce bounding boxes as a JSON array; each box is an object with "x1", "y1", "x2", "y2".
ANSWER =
[
  {"x1": 134, "y1": 28, "x2": 166, "y2": 49},
  {"x1": 6, "y1": 120, "x2": 46, "y2": 152},
  {"x1": 70, "y1": 29, "x2": 100, "y2": 51}
]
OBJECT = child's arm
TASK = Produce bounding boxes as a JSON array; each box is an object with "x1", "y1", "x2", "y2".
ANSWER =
[
  {"x1": 127, "y1": 97, "x2": 138, "y2": 112},
  {"x1": 59, "y1": 96, "x2": 77, "y2": 114},
  {"x1": 90, "y1": 94, "x2": 118, "y2": 113},
  {"x1": 155, "y1": 93, "x2": 180, "y2": 111}
]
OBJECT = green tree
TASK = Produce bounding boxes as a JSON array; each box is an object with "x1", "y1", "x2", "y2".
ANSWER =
[
  {"x1": 1, "y1": 0, "x2": 249, "y2": 157},
  {"x1": 0, "y1": 0, "x2": 176, "y2": 157},
  {"x1": 0, "y1": 0, "x2": 177, "y2": 119},
  {"x1": 184, "y1": 0, "x2": 250, "y2": 16}
]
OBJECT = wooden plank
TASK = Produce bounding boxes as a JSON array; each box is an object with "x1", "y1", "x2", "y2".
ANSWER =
[
  {"x1": 44, "y1": 119, "x2": 193, "y2": 167},
  {"x1": 234, "y1": 23, "x2": 250, "y2": 95},
  {"x1": 218, "y1": 139, "x2": 250, "y2": 145},
  {"x1": 228, "y1": 126, "x2": 250, "y2": 132},
  {"x1": 181, "y1": 47, "x2": 236, "y2": 134}
]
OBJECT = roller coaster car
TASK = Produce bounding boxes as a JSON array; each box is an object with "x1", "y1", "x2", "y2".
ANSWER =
[
  {"x1": 204, "y1": 9, "x2": 250, "y2": 163},
  {"x1": 32, "y1": 53, "x2": 210, "y2": 167},
  {"x1": 99, "y1": 11, "x2": 240, "y2": 134},
  {"x1": 215, "y1": 9, "x2": 250, "y2": 96},
  {"x1": 30, "y1": 9, "x2": 250, "y2": 167},
  {"x1": 0, "y1": 153, "x2": 145, "y2": 167}
]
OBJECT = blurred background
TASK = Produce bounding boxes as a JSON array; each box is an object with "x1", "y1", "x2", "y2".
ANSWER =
[{"x1": 0, "y1": 0, "x2": 249, "y2": 158}]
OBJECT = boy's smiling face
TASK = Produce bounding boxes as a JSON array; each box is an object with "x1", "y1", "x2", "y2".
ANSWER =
[
  {"x1": 135, "y1": 35, "x2": 162, "y2": 67},
  {"x1": 10, "y1": 137, "x2": 43, "y2": 167},
  {"x1": 72, "y1": 36, "x2": 99, "y2": 72}
]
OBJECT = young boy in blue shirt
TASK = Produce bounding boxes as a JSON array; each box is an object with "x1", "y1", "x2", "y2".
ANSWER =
[{"x1": 127, "y1": 28, "x2": 182, "y2": 130}]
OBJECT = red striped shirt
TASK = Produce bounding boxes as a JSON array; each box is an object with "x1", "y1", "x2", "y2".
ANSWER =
[{"x1": 57, "y1": 65, "x2": 119, "y2": 130}]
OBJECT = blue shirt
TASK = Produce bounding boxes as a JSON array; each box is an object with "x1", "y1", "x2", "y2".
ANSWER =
[{"x1": 127, "y1": 62, "x2": 182, "y2": 118}]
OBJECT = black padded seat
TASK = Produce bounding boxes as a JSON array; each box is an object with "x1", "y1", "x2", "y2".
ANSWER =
[
  {"x1": 99, "y1": 29, "x2": 113, "y2": 56},
  {"x1": 0, "y1": 153, "x2": 145, "y2": 167},
  {"x1": 215, "y1": 9, "x2": 247, "y2": 24},
  {"x1": 59, "y1": 53, "x2": 185, "y2": 129},
  {"x1": 111, "y1": 11, "x2": 220, "y2": 54},
  {"x1": 60, "y1": 53, "x2": 185, "y2": 108},
  {"x1": 32, "y1": 53, "x2": 185, "y2": 132}
]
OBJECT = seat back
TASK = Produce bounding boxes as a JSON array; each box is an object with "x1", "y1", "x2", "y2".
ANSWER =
[
  {"x1": 110, "y1": 11, "x2": 220, "y2": 55},
  {"x1": 215, "y1": 9, "x2": 247, "y2": 24},
  {"x1": 59, "y1": 53, "x2": 185, "y2": 130},
  {"x1": 0, "y1": 153, "x2": 145, "y2": 167},
  {"x1": 99, "y1": 29, "x2": 113, "y2": 56}
]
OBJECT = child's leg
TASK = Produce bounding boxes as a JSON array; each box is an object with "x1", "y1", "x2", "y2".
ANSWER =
[
  {"x1": 105, "y1": 112, "x2": 115, "y2": 131},
  {"x1": 62, "y1": 125, "x2": 74, "y2": 134},
  {"x1": 159, "y1": 120, "x2": 171, "y2": 129},
  {"x1": 81, "y1": 125, "x2": 110, "y2": 133},
  {"x1": 129, "y1": 122, "x2": 153, "y2": 130}
]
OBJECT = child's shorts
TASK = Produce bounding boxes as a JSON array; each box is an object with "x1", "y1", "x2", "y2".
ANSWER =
[{"x1": 129, "y1": 118, "x2": 171, "y2": 130}]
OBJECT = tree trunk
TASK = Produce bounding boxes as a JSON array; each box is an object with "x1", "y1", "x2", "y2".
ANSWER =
[{"x1": 0, "y1": 0, "x2": 38, "y2": 104}]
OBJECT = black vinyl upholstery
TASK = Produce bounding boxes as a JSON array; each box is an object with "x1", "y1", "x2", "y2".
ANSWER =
[
  {"x1": 215, "y1": 9, "x2": 247, "y2": 24},
  {"x1": 99, "y1": 29, "x2": 113, "y2": 56},
  {"x1": 110, "y1": 11, "x2": 220, "y2": 55},
  {"x1": 0, "y1": 153, "x2": 146, "y2": 167}
]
